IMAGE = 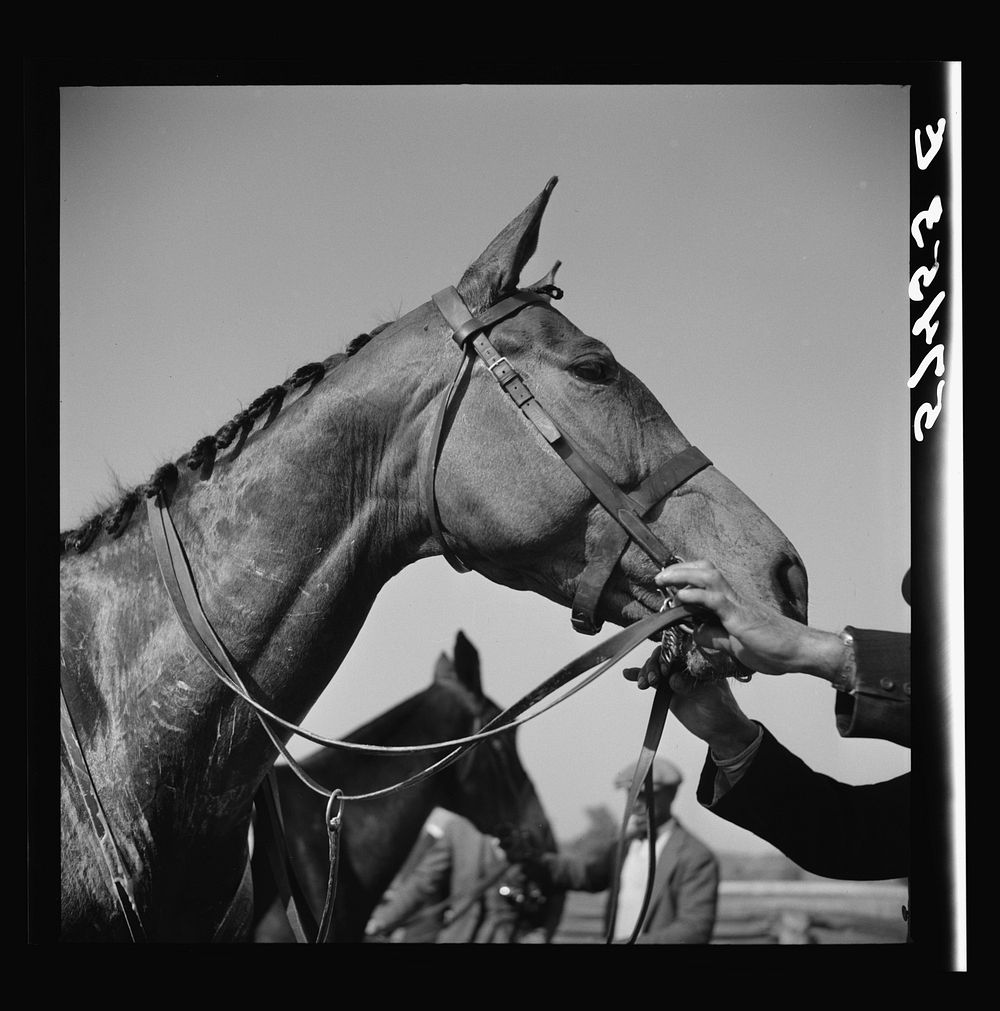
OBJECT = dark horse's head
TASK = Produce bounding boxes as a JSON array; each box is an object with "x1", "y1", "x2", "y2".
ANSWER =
[
  {"x1": 430, "y1": 631, "x2": 555, "y2": 861},
  {"x1": 428, "y1": 630, "x2": 563, "y2": 938}
]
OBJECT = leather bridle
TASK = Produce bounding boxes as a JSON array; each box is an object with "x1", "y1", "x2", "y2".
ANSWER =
[
  {"x1": 425, "y1": 284, "x2": 712, "y2": 635},
  {"x1": 63, "y1": 282, "x2": 713, "y2": 944}
]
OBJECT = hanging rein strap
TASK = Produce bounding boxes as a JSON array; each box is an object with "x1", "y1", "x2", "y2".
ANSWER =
[
  {"x1": 428, "y1": 283, "x2": 711, "y2": 938},
  {"x1": 60, "y1": 684, "x2": 147, "y2": 942},
  {"x1": 253, "y1": 771, "x2": 320, "y2": 943},
  {"x1": 147, "y1": 492, "x2": 342, "y2": 942},
  {"x1": 427, "y1": 287, "x2": 706, "y2": 942},
  {"x1": 604, "y1": 684, "x2": 673, "y2": 944},
  {"x1": 146, "y1": 485, "x2": 695, "y2": 942},
  {"x1": 142, "y1": 286, "x2": 709, "y2": 944},
  {"x1": 148, "y1": 487, "x2": 693, "y2": 769},
  {"x1": 149, "y1": 480, "x2": 693, "y2": 768}
]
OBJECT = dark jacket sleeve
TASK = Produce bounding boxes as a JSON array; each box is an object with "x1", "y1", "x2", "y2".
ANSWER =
[
  {"x1": 835, "y1": 627, "x2": 910, "y2": 747},
  {"x1": 374, "y1": 834, "x2": 452, "y2": 931},
  {"x1": 697, "y1": 726, "x2": 909, "y2": 881}
]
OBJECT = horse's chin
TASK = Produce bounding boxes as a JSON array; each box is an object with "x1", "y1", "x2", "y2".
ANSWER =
[
  {"x1": 614, "y1": 594, "x2": 745, "y2": 682},
  {"x1": 682, "y1": 644, "x2": 714, "y2": 679},
  {"x1": 681, "y1": 641, "x2": 744, "y2": 682}
]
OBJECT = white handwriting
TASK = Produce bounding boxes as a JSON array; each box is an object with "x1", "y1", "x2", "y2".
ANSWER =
[{"x1": 914, "y1": 118, "x2": 946, "y2": 171}]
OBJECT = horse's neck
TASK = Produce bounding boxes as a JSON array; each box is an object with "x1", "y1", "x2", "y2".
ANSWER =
[
  {"x1": 306, "y1": 699, "x2": 458, "y2": 877},
  {"x1": 60, "y1": 354, "x2": 436, "y2": 854},
  {"x1": 280, "y1": 697, "x2": 463, "y2": 938}
]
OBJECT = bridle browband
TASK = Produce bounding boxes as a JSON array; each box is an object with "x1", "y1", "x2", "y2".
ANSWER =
[
  {"x1": 64, "y1": 281, "x2": 712, "y2": 944},
  {"x1": 425, "y1": 284, "x2": 711, "y2": 634}
]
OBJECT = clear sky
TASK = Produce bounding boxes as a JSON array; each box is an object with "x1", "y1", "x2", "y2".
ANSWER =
[{"x1": 59, "y1": 83, "x2": 911, "y2": 857}]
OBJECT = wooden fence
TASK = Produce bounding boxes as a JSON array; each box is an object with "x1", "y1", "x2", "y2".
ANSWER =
[{"x1": 550, "y1": 880, "x2": 909, "y2": 944}]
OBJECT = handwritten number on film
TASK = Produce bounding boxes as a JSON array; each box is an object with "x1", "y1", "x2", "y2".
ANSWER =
[{"x1": 907, "y1": 117, "x2": 947, "y2": 443}]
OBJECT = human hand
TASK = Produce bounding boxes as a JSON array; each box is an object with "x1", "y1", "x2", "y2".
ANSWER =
[
  {"x1": 623, "y1": 648, "x2": 758, "y2": 759},
  {"x1": 656, "y1": 560, "x2": 843, "y2": 680},
  {"x1": 499, "y1": 827, "x2": 547, "y2": 867},
  {"x1": 516, "y1": 849, "x2": 556, "y2": 891}
]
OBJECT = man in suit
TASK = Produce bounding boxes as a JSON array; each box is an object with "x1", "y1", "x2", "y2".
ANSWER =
[
  {"x1": 368, "y1": 808, "x2": 453, "y2": 943},
  {"x1": 364, "y1": 812, "x2": 550, "y2": 943},
  {"x1": 534, "y1": 757, "x2": 719, "y2": 944}
]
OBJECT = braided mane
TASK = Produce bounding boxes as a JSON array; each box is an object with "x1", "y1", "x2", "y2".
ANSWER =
[
  {"x1": 60, "y1": 278, "x2": 558, "y2": 557},
  {"x1": 60, "y1": 330, "x2": 385, "y2": 556}
]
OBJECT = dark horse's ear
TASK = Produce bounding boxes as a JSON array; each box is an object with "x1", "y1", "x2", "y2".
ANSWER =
[
  {"x1": 456, "y1": 177, "x2": 558, "y2": 315},
  {"x1": 432, "y1": 651, "x2": 455, "y2": 684},
  {"x1": 451, "y1": 630, "x2": 482, "y2": 698}
]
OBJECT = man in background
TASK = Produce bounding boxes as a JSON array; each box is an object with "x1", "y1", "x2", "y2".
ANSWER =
[
  {"x1": 532, "y1": 756, "x2": 719, "y2": 944},
  {"x1": 365, "y1": 811, "x2": 551, "y2": 943}
]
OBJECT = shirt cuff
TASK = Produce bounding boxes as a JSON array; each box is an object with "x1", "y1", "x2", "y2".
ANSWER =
[{"x1": 709, "y1": 723, "x2": 764, "y2": 805}]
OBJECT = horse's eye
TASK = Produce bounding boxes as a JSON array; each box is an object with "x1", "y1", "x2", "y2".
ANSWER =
[{"x1": 571, "y1": 358, "x2": 616, "y2": 384}]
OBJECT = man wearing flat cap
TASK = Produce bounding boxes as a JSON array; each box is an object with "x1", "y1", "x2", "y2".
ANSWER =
[{"x1": 532, "y1": 756, "x2": 718, "y2": 943}]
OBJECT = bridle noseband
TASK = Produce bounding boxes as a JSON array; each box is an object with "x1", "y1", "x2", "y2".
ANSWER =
[{"x1": 425, "y1": 284, "x2": 711, "y2": 634}]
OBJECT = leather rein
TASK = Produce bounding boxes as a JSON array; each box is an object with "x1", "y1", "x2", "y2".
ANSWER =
[{"x1": 63, "y1": 282, "x2": 711, "y2": 943}]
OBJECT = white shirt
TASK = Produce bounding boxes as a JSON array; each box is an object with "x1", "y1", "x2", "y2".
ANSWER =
[{"x1": 613, "y1": 820, "x2": 674, "y2": 941}]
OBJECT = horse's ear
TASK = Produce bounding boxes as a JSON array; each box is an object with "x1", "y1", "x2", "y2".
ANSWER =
[
  {"x1": 456, "y1": 177, "x2": 558, "y2": 314},
  {"x1": 452, "y1": 630, "x2": 482, "y2": 697},
  {"x1": 432, "y1": 651, "x2": 455, "y2": 684}
]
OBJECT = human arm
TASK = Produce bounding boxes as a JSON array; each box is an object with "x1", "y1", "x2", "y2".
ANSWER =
[
  {"x1": 624, "y1": 654, "x2": 761, "y2": 762},
  {"x1": 534, "y1": 844, "x2": 615, "y2": 895},
  {"x1": 645, "y1": 561, "x2": 910, "y2": 746},
  {"x1": 364, "y1": 835, "x2": 452, "y2": 936},
  {"x1": 697, "y1": 724, "x2": 910, "y2": 881}
]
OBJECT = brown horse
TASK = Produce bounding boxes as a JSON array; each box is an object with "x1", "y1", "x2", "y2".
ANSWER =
[
  {"x1": 251, "y1": 631, "x2": 558, "y2": 943},
  {"x1": 60, "y1": 177, "x2": 807, "y2": 941}
]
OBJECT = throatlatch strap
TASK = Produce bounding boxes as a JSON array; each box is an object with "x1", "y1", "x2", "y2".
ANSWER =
[
  {"x1": 425, "y1": 287, "x2": 551, "y2": 572},
  {"x1": 423, "y1": 345, "x2": 476, "y2": 573}
]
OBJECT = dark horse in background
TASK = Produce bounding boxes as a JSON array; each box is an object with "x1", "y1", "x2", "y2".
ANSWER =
[
  {"x1": 60, "y1": 177, "x2": 808, "y2": 940},
  {"x1": 252, "y1": 631, "x2": 560, "y2": 943}
]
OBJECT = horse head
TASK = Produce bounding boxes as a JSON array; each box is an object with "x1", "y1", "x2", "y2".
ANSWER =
[
  {"x1": 430, "y1": 631, "x2": 555, "y2": 860},
  {"x1": 60, "y1": 177, "x2": 806, "y2": 940},
  {"x1": 357, "y1": 178, "x2": 807, "y2": 680}
]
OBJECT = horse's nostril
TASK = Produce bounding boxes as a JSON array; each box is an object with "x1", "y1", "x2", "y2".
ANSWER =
[{"x1": 775, "y1": 554, "x2": 809, "y2": 623}]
